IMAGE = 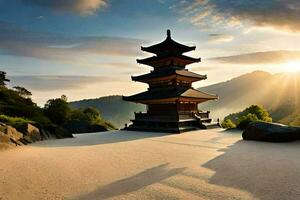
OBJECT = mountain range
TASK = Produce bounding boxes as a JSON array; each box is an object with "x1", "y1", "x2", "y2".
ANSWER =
[
  {"x1": 70, "y1": 71, "x2": 300, "y2": 128},
  {"x1": 200, "y1": 71, "x2": 300, "y2": 126},
  {"x1": 70, "y1": 95, "x2": 145, "y2": 128}
]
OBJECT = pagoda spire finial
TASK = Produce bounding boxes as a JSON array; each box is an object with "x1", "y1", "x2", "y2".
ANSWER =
[{"x1": 167, "y1": 29, "x2": 171, "y2": 39}]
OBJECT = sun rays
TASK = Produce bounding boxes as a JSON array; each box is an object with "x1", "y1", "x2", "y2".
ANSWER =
[
  {"x1": 263, "y1": 71, "x2": 300, "y2": 115},
  {"x1": 284, "y1": 61, "x2": 300, "y2": 73}
]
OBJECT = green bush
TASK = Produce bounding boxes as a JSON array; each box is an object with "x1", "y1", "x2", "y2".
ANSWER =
[
  {"x1": 0, "y1": 86, "x2": 51, "y2": 128},
  {"x1": 221, "y1": 119, "x2": 236, "y2": 129},
  {"x1": 68, "y1": 107, "x2": 116, "y2": 130},
  {"x1": 69, "y1": 109, "x2": 88, "y2": 122},
  {"x1": 0, "y1": 114, "x2": 34, "y2": 128},
  {"x1": 237, "y1": 113, "x2": 259, "y2": 129},
  {"x1": 83, "y1": 107, "x2": 101, "y2": 124},
  {"x1": 223, "y1": 105, "x2": 272, "y2": 129},
  {"x1": 30, "y1": 111, "x2": 52, "y2": 126}
]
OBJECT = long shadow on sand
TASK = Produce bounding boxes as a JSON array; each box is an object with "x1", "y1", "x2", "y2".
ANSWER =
[
  {"x1": 72, "y1": 163, "x2": 186, "y2": 200},
  {"x1": 203, "y1": 140, "x2": 300, "y2": 200},
  {"x1": 31, "y1": 130, "x2": 169, "y2": 148}
]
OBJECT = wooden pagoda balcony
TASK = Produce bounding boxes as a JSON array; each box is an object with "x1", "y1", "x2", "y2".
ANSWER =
[{"x1": 133, "y1": 110, "x2": 210, "y2": 122}]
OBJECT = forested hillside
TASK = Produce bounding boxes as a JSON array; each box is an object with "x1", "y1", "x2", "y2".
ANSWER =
[{"x1": 70, "y1": 95, "x2": 145, "y2": 128}]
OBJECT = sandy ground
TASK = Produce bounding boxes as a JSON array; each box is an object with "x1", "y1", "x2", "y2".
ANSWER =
[{"x1": 0, "y1": 129, "x2": 300, "y2": 200}]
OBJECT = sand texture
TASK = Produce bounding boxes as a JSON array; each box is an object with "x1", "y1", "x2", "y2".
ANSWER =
[{"x1": 0, "y1": 129, "x2": 300, "y2": 200}]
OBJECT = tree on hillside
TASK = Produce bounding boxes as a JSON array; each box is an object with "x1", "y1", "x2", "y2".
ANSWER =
[
  {"x1": 68, "y1": 107, "x2": 102, "y2": 124},
  {"x1": 222, "y1": 105, "x2": 272, "y2": 129},
  {"x1": 13, "y1": 86, "x2": 32, "y2": 98},
  {"x1": 69, "y1": 109, "x2": 87, "y2": 122},
  {"x1": 0, "y1": 71, "x2": 9, "y2": 87},
  {"x1": 44, "y1": 96, "x2": 70, "y2": 125},
  {"x1": 83, "y1": 107, "x2": 101, "y2": 123},
  {"x1": 61, "y1": 94, "x2": 68, "y2": 102}
]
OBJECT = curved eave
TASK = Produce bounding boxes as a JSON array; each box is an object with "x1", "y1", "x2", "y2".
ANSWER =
[
  {"x1": 176, "y1": 70, "x2": 207, "y2": 80},
  {"x1": 131, "y1": 72, "x2": 207, "y2": 83},
  {"x1": 141, "y1": 45, "x2": 196, "y2": 55},
  {"x1": 140, "y1": 30, "x2": 196, "y2": 55},
  {"x1": 181, "y1": 89, "x2": 218, "y2": 100},
  {"x1": 137, "y1": 56, "x2": 201, "y2": 67},
  {"x1": 137, "y1": 55, "x2": 201, "y2": 63},
  {"x1": 123, "y1": 88, "x2": 218, "y2": 103}
]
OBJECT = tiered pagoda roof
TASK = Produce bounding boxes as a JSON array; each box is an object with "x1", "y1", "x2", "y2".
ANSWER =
[
  {"x1": 137, "y1": 55, "x2": 201, "y2": 67},
  {"x1": 128, "y1": 30, "x2": 217, "y2": 103},
  {"x1": 123, "y1": 88, "x2": 217, "y2": 103},
  {"x1": 132, "y1": 68, "x2": 207, "y2": 83},
  {"x1": 141, "y1": 30, "x2": 196, "y2": 55},
  {"x1": 137, "y1": 30, "x2": 201, "y2": 68}
]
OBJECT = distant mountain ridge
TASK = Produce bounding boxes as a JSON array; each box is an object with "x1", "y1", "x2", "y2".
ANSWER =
[
  {"x1": 70, "y1": 71, "x2": 300, "y2": 127},
  {"x1": 199, "y1": 71, "x2": 300, "y2": 125},
  {"x1": 69, "y1": 95, "x2": 145, "y2": 128}
]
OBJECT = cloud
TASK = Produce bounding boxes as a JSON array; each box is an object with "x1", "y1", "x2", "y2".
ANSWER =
[
  {"x1": 7, "y1": 75, "x2": 147, "y2": 106},
  {"x1": 181, "y1": 0, "x2": 300, "y2": 32},
  {"x1": 0, "y1": 21, "x2": 143, "y2": 62},
  {"x1": 8, "y1": 75, "x2": 117, "y2": 91},
  {"x1": 210, "y1": 50, "x2": 300, "y2": 64},
  {"x1": 36, "y1": 16, "x2": 44, "y2": 19},
  {"x1": 21, "y1": 0, "x2": 107, "y2": 15},
  {"x1": 208, "y1": 34, "x2": 234, "y2": 43}
]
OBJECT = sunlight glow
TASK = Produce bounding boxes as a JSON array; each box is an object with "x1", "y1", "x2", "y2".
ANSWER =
[{"x1": 285, "y1": 61, "x2": 300, "y2": 73}]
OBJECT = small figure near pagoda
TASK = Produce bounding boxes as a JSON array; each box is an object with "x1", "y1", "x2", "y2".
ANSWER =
[{"x1": 123, "y1": 30, "x2": 218, "y2": 133}]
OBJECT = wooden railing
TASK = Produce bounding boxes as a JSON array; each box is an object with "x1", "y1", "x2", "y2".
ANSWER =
[
  {"x1": 195, "y1": 111, "x2": 210, "y2": 119},
  {"x1": 134, "y1": 110, "x2": 210, "y2": 121},
  {"x1": 134, "y1": 112, "x2": 178, "y2": 121}
]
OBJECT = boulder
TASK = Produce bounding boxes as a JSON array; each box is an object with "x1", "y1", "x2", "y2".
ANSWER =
[
  {"x1": 0, "y1": 131, "x2": 11, "y2": 144},
  {"x1": 0, "y1": 131, "x2": 14, "y2": 150},
  {"x1": 0, "y1": 124, "x2": 24, "y2": 149},
  {"x1": 17, "y1": 123, "x2": 41, "y2": 142},
  {"x1": 0, "y1": 123, "x2": 23, "y2": 143},
  {"x1": 242, "y1": 122, "x2": 300, "y2": 142}
]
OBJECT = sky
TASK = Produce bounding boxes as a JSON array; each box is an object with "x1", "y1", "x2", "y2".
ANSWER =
[{"x1": 1, "y1": 0, "x2": 300, "y2": 105}]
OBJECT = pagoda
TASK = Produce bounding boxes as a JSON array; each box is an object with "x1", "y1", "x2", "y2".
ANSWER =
[{"x1": 123, "y1": 30, "x2": 218, "y2": 133}]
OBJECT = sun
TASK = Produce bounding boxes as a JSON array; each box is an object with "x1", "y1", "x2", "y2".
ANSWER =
[{"x1": 285, "y1": 61, "x2": 300, "y2": 73}]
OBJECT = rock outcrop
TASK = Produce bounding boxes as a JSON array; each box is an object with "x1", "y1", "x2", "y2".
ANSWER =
[
  {"x1": 17, "y1": 123, "x2": 42, "y2": 142},
  {"x1": 40, "y1": 128, "x2": 52, "y2": 140},
  {"x1": 242, "y1": 122, "x2": 300, "y2": 142},
  {"x1": 0, "y1": 122, "x2": 73, "y2": 150},
  {"x1": 0, "y1": 131, "x2": 12, "y2": 150},
  {"x1": 48, "y1": 125, "x2": 73, "y2": 139},
  {"x1": 63, "y1": 121, "x2": 108, "y2": 134},
  {"x1": 0, "y1": 122, "x2": 24, "y2": 149}
]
